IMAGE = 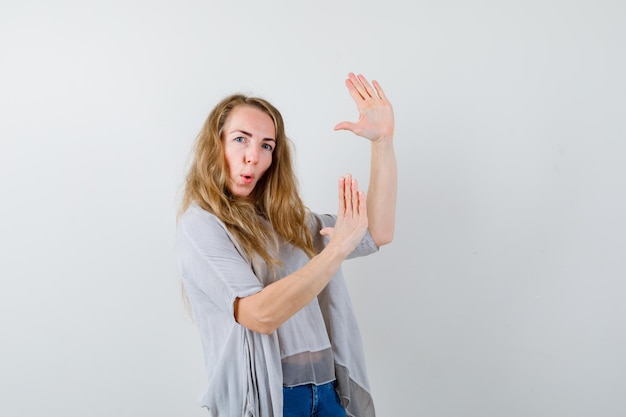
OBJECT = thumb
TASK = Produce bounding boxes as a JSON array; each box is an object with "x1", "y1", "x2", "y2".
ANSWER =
[
  {"x1": 319, "y1": 227, "x2": 334, "y2": 237},
  {"x1": 334, "y1": 121, "x2": 356, "y2": 132}
]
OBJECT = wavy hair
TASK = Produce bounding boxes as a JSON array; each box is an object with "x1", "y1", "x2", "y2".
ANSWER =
[{"x1": 179, "y1": 94, "x2": 317, "y2": 269}]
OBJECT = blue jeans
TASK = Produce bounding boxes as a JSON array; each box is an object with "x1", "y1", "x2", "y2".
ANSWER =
[{"x1": 283, "y1": 381, "x2": 347, "y2": 417}]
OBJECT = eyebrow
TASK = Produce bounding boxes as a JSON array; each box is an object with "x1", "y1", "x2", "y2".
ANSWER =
[{"x1": 233, "y1": 129, "x2": 276, "y2": 143}]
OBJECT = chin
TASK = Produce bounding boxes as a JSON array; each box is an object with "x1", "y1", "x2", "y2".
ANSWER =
[{"x1": 233, "y1": 188, "x2": 253, "y2": 198}]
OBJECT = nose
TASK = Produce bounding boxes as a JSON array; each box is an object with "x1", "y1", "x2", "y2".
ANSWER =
[{"x1": 245, "y1": 146, "x2": 259, "y2": 165}]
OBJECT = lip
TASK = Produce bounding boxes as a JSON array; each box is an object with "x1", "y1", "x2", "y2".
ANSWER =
[{"x1": 240, "y1": 173, "x2": 255, "y2": 184}]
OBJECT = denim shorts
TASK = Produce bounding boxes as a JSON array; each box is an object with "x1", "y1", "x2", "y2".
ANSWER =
[{"x1": 283, "y1": 380, "x2": 346, "y2": 417}]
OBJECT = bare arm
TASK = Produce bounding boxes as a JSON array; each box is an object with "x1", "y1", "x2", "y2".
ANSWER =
[
  {"x1": 235, "y1": 175, "x2": 367, "y2": 334},
  {"x1": 334, "y1": 73, "x2": 397, "y2": 247}
]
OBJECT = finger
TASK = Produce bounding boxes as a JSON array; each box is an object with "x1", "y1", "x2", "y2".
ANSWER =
[
  {"x1": 356, "y1": 73, "x2": 375, "y2": 98},
  {"x1": 344, "y1": 173, "x2": 353, "y2": 216},
  {"x1": 372, "y1": 79, "x2": 387, "y2": 100},
  {"x1": 357, "y1": 190, "x2": 367, "y2": 217},
  {"x1": 344, "y1": 76, "x2": 366, "y2": 102},
  {"x1": 350, "y1": 177, "x2": 359, "y2": 216},
  {"x1": 338, "y1": 176, "x2": 346, "y2": 215},
  {"x1": 348, "y1": 73, "x2": 369, "y2": 100}
]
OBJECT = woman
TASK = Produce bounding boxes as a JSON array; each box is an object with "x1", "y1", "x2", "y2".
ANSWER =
[{"x1": 176, "y1": 73, "x2": 397, "y2": 417}]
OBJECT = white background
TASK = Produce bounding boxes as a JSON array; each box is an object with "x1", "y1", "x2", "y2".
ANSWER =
[{"x1": 1, "y1": 1, "x2": 625, "y2": 416}]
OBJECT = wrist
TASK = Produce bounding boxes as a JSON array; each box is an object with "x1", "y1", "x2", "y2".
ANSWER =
[
  {"x1": 322, "y1": 238, "x2": 352, "y2": 261},
  {"x1": 371, "y1": 133, "x2": 394, "y2": 145}
]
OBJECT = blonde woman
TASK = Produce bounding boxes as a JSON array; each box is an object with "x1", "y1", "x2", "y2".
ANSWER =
[{"x1": 176, "y1": 73, "x2": 397, "y2": 417}]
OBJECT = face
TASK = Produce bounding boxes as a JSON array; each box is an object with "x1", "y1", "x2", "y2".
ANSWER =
[{"x1": 221, "y1": 105, "x2": 276, "y2": 197}]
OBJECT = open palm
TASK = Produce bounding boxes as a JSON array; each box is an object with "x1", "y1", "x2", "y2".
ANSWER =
[{"x1": 334, "y1": 73, "x2": 394, "y2": 142}]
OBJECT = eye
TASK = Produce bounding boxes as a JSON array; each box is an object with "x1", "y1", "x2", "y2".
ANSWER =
[
  {"x1": 262, "y1": 143, "x2": 274, "y2": 151},
  {"x1": 234, "y1": 136, "x2": 246, "y2": 143}
]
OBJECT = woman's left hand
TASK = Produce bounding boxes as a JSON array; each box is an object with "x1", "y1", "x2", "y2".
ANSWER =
[{"x1": 334, "y1": 73, "x2": 394, "y2": 143}]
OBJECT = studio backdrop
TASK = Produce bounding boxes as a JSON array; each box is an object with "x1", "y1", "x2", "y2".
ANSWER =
[{"x1": 1, "y1": 1, "x2": 625, "y2": 416}]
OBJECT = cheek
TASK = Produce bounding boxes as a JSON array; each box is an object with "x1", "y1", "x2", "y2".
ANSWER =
[
  {"x1": 258, "y1": 155, "x2": 273, "y2": 177},
  {"x1": 222, "y1": 148, "x2": 237, "y2": 170},
  {"x1": 265, "y1": 154, "x2": 274, "y2": 170}
]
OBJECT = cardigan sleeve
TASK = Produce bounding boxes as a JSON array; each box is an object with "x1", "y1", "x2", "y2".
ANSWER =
[
  {"x1": 176, "y1": 205, "x2": 283, "y2": 416},
  {"x1": 176, "y1": 205, "x2": 264, "y2": 317}
]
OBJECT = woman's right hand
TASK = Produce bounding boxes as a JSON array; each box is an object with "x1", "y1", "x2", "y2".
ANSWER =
[{"x1": 319, "y1": 173, "x2": 369, "y2": 256}]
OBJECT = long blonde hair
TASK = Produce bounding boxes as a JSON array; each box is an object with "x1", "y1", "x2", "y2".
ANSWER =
[{"x1": 179, "y1": 94, "x2": 317, "y2": 269}]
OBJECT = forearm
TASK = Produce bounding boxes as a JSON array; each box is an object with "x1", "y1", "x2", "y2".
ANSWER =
[
  {"x1": 367, "y1": 137, "x2": 397, "y2": 247},
  {"x1": 234, "y1": 241, "x2": 349, "y2": 334}
]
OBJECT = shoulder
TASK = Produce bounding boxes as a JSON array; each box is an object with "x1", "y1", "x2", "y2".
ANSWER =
[
  {"x1": 179, "y1": 203, "x2": 221, "y2": 226},
  {"x1": 178, "y1": 204, "x2": 226, "y2": 235},
  {"x1": 306, "y1": 211, "x2": 336, "y2": 230},
  {"x1": 176, "y1": 203, "x2": 253, "y2": 272},
  {"x1": 176, "y1": 204, "x2": 235, "y2": 250}
]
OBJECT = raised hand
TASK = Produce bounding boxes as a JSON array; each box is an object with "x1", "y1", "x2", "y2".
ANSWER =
[
  {"x1": 334, "y1": 73, "x2": 394, "y2": 143},
  {"x1": 320, "y1": 173, "x2": 368, "y2": 256}
]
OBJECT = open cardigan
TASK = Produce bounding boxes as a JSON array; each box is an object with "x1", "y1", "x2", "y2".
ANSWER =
[{"x1": 176, "y1": 203, "x2": 379, "y2": 417}]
